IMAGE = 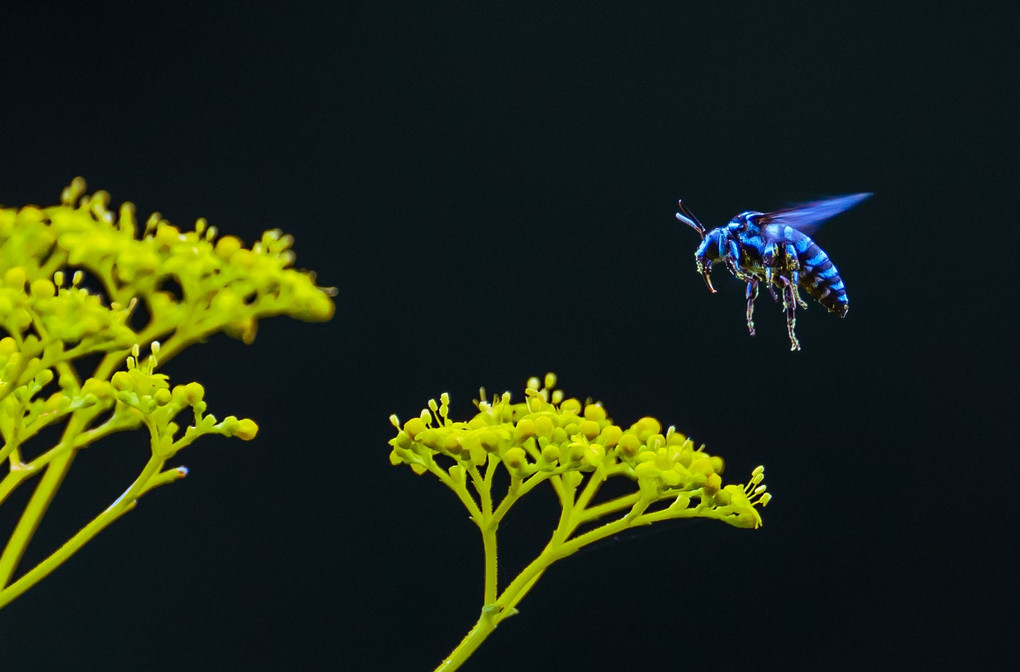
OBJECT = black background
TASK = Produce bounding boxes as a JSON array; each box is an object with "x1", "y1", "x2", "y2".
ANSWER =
[{"x1": 1, "y1": 2, "x2": 1014, "y2": 670}]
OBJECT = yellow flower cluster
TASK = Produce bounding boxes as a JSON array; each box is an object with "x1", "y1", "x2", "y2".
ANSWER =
[
  {"x1": 0, "y1": 177, "x2": 333, "y2": 352},
  {"x1": 389, "y1": 373, "x2": 770, "y2": 529},
  {"x1": 109, "y1": 343, "x2": 261, "y2": 455},
  {"x1": 0, "y1": 179, "x2": 335, "y2": 610},
  {"x1": 0, "y1": 178, "x2": 335, "y2": 474}
]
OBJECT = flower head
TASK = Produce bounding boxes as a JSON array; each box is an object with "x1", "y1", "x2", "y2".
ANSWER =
[
  {"x1": 389, "y1": 374, "x2": 770, "y2": 528},
  {"x1": 1, "y1": 178, "x2": 335, "y2": 355}
]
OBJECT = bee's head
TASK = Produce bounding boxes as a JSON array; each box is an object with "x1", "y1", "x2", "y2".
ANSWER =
[
  {"x1": 677, "y1": 199, "x2": 723, "y2": 293},
  {"x1": 695, "y1": 228, "x2": 726, "y2": 262}
]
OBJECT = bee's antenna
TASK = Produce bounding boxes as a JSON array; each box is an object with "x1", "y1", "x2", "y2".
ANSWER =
[{"x1": 676, "y1": 200, "x2": 706, "y2": 240}]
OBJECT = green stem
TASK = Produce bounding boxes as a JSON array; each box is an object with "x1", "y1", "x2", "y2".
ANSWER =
[
  {"x1": 427, "y1": 462, "x2": 482, "y2": 522},
  {"x1": 550, "y1": 480, "x2": 575, "y2": 546},
  {"x1": 495, "y1": 494, "x2": 655, "y2": 614},
  {"x1": 0, "y1": 449, "x2": 76, "y2": 589},
  {"x1": 576, "y1": 491, "x2": 642, "y2": 523},
  {"x1": 556, "y1": 498, "x2": 652, "y2": 558},
  {"x1": 0, "y1": 453, "x2": 170, "y2": 610},
  {"x1": 432, "y1": 459, "x2": 709, "y2": 671},
  {"x1": 490, "y1": 487, "x2": 518, "y2": 525},
  {"x1": 468, "y1": 464, "x2": 490, "y2": 516},
  {"x1": 481, "y1": 515, "x2": 498, "y2": 606},
  {"x1": 515, "y1": 470, "x2": 553, "y2": 498},
  {"x1": 572, "y1": 467, "x2": 605, "y2": 518},
  {"x1": 0, "y1": 468, "x2": 31, "y2": 509},
  {"x1": 434, "y1": 609, "x2": 498, "y2": 672},
  {"x1": 0, "y1": 439, "x2": 22, "y2": 472},
  {"x1": 19, "y1": 406, "x2": 109, "y2": 472}
]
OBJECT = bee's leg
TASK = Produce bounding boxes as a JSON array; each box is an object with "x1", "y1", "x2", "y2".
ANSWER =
[
  {"x1": 762, "y1": 243, "x2": 781, "y2": 302},
  {"x1": 722, "y1": 239, "x2": 752, "y2": 281},
  {"x1": 787, "y1": 268, "x2": 807, "y2": 309},
  {"x1": 782, "y1": 242, "x2": 808, "y2": 309},
  {"x1": 781, "y1": 276, "x2": 801, "y2": 351},
  {"x1": 765, "y1": 269, "x2": 780, "y2": 302},
  {"x1": 745, "y1": 278, "x2": 759, "y2": 336}
]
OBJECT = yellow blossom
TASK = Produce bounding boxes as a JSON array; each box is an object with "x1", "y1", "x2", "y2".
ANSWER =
[
  {"x1": 0, "y1": 179, "x2": 334, "y2": 611},
  {"x1": 389, "y1": 374, "x2": 771, "y2": 671}
]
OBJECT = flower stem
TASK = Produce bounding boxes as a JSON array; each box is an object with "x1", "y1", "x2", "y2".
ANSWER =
[
  {"x1": 434, "y1": 609, "x2": 499, "y2": 672},
  {"x1": 481, "y1": 518, "x2": 498, "y2": 605},
  {"x1": 0, "y1": 477, "x2": 137, "y2": 609},
  {"x1": 0, "y1": 453, "x2": 173, "y2": 610},
  {"x1": 0, "y1": 449, "x2": 76, "y2": 589}
]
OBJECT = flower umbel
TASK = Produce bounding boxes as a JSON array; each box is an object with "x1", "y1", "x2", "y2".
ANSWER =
[
  {"x1": 389, "y1": 374, "x2": 770, "y2": 671},
  {"x1": 0, "y1": 179, "x2": 335, "y2": 610}
]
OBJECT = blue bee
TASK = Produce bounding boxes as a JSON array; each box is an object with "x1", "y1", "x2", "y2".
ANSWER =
[{"x1": 675, "y1": 192, "x2": 871, "y2": 351}]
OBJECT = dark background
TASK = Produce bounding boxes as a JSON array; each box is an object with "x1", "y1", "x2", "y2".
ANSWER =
[{"x1": 1, "y1": 2, "x2": 1013, "y2": 670}]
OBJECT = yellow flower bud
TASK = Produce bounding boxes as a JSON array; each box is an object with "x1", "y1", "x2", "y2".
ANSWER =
[
  {"x1": 578, "y1": 420, "x2": 600, "y2": 440},
  {"x1": 634, "y1": 461, "x2": 659, "y2": 479},
  {"x1": 0, "y1": 338, "x2": 16, "y2": 356},
  {"x1": 502, "y1": 447, "x2": 527, "y2": 470},
  {"x1": 560, "y1": 398, "x2": 581, "y2": 414},
  {"x1": 404, "y1": 417, "x2": 427, "y2": 439},
  {"x1": 233, "y1": 418, "x2": 259, "y2": 441},
  {"x1": 533, "y1": 415, "x2": 555, "y2": 439},
  {"x1": 4, "y1": 267, "x2": 27, "y2": 290},
  {"x1": 617, "y1": 432, "x2": 641, "y2": 457},
  {"x1": 540, "y1": 444, "x2": 561, "y2": 463},
  {"x1": 690, "y1": 458, "x2": 714, "y2": 476},
  {"x1": 183, "y1": 382, "x2": 205, "y2": 404},
  {"x1": 442, "y1": 433, "x2": 463, "y2": 456},
  {"x1": 154, "y1": 223, "x2": 182, "y2": 248},
  {"x1": 214, "y1": 235, "x2": 243, "y2": 260},
  {"x1": 598, "y1": 424, "x2": 623, "y2": 447},
  {"x1": 632, "y1": 416, "x2": 661, "y2": 441},
  {"x1": 111, "y1": 370, "x2": 134, "y2": 391},
  {"x1": 516, "y1": 417, "x2": 536, "y2": 440}
]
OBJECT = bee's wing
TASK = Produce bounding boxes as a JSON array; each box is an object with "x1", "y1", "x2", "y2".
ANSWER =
[{"x1": 761, "y1": 192, "x2": 872, "y2": 235}]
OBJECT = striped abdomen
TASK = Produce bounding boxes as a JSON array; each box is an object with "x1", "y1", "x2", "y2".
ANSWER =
[{"x1": 798, "y1": 239, "x2": 848, "y2": 317}]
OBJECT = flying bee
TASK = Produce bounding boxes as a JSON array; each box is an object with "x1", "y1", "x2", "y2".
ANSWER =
[{"x1": 675, "y1": 192, "x2": 871, "y2": 351}]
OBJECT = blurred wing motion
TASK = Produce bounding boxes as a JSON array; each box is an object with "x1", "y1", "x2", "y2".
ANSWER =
[{"x1": 760, "y1": 192, "x2": 872, "y2": 235}]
